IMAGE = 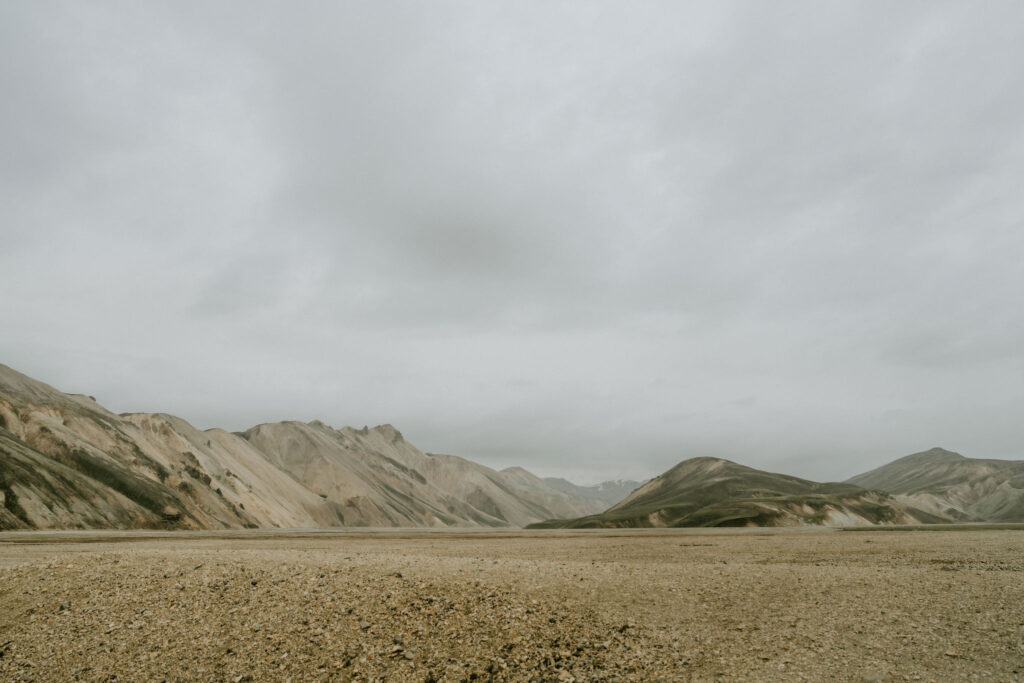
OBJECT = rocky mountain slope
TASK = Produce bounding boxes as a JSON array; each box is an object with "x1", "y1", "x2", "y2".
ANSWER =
[
  {"x1": 528, "y1": 456, "x2": 947, "y2": 529},
  {"x1": 847, "y1": 447, "x2": 1024, "y2": 522},
  {"x1": 241, "y1": 422, "x2": 609, "y2": 528},
  {"x1": 0, "y1": 363, "x2": 608, "y2": 530}
]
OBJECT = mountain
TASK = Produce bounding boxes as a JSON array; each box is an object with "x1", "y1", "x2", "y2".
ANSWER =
[
  {"x1": 10, "y1": 360, "x2": 1021, "y2": 532},
  {"x1": 0, "y1": 362, "x2": 605, "y2": 530},
  {"x1": 0, "y1": 363, "x2": 279, "y2": 530},
  {"x1": 542, "y1": 477, "x2": 644, "y2": 509},
  {"x1": 847, "y1": 447, "x2": 1024, "y2": 522},
  {"x1": 240, "y1": 422, "x2": 609, "y2": 527},
  {"x1": 528, "y1": 456, "x2": 944, "y2": 529},
  {"x1": 497, "y1": 467, "x2": 614, "y2": 520}
]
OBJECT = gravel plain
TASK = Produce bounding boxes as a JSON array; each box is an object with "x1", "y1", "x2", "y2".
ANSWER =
[{"x1": 0, "y1": 527, "x2": 1022, "y2": 682}]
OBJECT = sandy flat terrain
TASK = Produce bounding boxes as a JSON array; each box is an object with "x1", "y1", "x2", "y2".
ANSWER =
[{"x1": 1, "y1": 527, "x2": 1022, "y2": 682}]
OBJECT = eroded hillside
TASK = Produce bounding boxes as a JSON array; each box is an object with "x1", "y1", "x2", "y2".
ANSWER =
[{"x1": 0, "y1": 363, "x2": 607, "y2": 530}]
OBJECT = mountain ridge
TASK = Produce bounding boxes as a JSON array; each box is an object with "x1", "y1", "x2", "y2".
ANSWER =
[
  {"x1": 528, "y1": 456, "x2": 950, "y2": 529},
  {"x1": 846, "y1": 447, "x2": 1024, "y2": 522},
  {"x1": 0, "y1": 362, "x2": 612, "y2": 530},
  {"x1": 541, "y1": 476, "x2": 644, "y2": 509},
  {"x1": 6, "y1": 361, "x2": 1024, "y2": 531}
]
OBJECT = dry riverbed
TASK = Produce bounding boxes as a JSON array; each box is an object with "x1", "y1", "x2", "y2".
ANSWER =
[{"x1": 1, "y1": 527, "x2": 1022, "y2": 681}]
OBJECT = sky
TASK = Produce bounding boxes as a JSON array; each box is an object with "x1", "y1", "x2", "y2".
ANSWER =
[{"x1": 2, "y1": 1, "x2": 1024, "y2": 484}]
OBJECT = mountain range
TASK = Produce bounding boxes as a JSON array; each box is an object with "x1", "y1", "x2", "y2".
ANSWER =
[
  {"x1": 0, "y1": 363, "x2": 637, "y2": 530},
  {"x1": 3, "y1": 361, "x2": 1023, "y2": 530},
  {"x1": 529, "y1": 448, "x2": 1024, "y2": 528}
]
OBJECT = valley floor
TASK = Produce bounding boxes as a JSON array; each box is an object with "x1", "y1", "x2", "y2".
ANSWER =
[{"x1": 1, "y1": 527, "x2": 1022, "y2": 682}]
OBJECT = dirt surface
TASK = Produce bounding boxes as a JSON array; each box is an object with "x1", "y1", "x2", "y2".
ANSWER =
[{"x1": 0, "y1": 527, "x2": 1022, "y2": 681}]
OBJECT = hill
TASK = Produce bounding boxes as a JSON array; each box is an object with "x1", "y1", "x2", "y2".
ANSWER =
[
  {"x1": 847, "y1": 447, "x2": 1024, "y2": 522},
  {"x1": 528, "y1": 456, "x2": 944, "y2": 528}
]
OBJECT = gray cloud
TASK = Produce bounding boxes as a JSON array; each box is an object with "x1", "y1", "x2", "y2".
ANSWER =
[{"x1": 3, "y1": 1, "x2": 1024, "y2": 483}]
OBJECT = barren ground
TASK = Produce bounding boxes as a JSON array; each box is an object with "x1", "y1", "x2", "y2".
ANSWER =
[{"x1": 1, "y1": 527, "x2": 1022, "y2": 682}]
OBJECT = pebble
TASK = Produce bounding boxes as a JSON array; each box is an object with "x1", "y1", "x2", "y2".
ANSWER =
[{"x1": 0, "y1": 530, "x2": 1020, "y2": 682}]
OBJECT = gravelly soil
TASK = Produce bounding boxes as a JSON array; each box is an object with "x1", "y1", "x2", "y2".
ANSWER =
[{"x1": 0, "y1": 528, "x2": 1022, "y2": 682}]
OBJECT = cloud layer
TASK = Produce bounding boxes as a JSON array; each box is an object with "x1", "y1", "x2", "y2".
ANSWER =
[{"x1": 3, "y1": 1, "x2": 1024, "y2": 482}]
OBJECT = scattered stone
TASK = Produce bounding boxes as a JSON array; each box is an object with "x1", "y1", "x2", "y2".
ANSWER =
[{"x1": 0, "y1": 531, "x2": 1019, "y2": 681}]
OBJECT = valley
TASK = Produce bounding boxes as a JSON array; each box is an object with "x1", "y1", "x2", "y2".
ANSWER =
[{"x1": 1, "y1": 527, "x2": 1022, "y2": 681}]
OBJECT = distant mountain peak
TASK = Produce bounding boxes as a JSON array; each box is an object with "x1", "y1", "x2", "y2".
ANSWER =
[
  {"x1": 684, "y1": 456, "x2": 729, "y2": 466},
  {"x1": 355, "y1": 423, "x2": 404, "y2": 442},
  {"x1": 898, "y1": 447, "x2": 965, "y2": 463},
  {"x1": 660, "y1": 456, "x2": 736, "y2": 479},
  {"x1": 540, "y1": 476, "x2": 644, "y2": 508}
]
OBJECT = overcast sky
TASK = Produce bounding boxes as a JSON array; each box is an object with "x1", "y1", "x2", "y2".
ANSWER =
[{"x1": 2, "y1": 2, "x2": 1023, "y2": 483}]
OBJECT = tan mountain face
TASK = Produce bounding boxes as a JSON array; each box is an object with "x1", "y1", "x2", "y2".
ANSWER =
[
  {"x1": 529, "y1": 456, "x2": 950, "y2": 529},
  {"x1": 0, "y1": 364, "x2": 334, "y2": 530},
  {"x1": 0, "y1": 363, "x2": 609, "y2": 530},
  {"x1": 846, "y1": 447, "x2": 1024, "y2": 522}
]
